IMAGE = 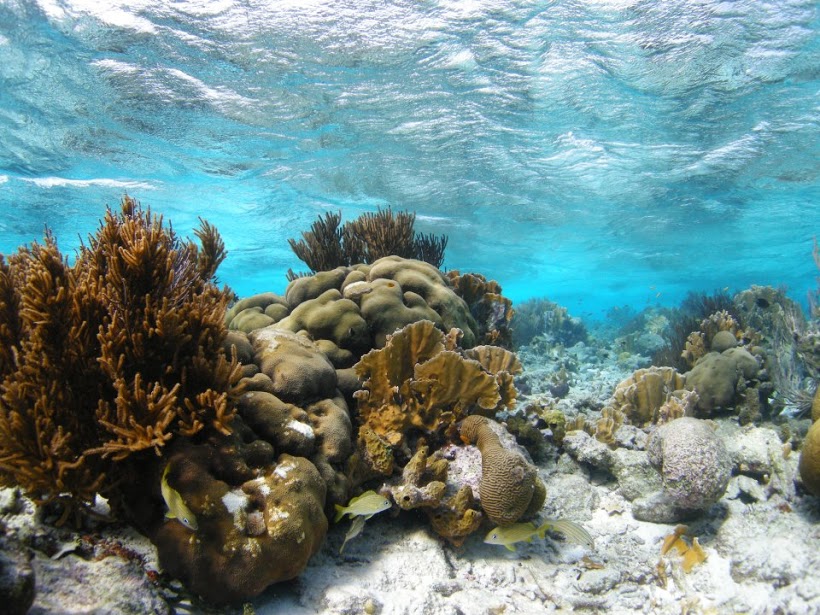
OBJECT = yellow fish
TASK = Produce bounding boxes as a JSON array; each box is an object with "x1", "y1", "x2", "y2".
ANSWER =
[
  {"x1": 484, "y1": 518, "x2": 593, "y2": 551},
  {"x1": 339, "y1": 515, "x2": 366, "y2": 554},
  {"x1": 161, "y1": 463, "x2": 198, "y2": 531},
  {"x1": 334, "y1": 490, "x2": 391, "y2": 523}
]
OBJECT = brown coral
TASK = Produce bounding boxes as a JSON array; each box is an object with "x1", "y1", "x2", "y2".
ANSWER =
[
  {"x1": 153, "y1": 444, "x2": 327, "y2": 603},
  {"x1": 609, "y1": 366, "x2": 686, "y2": 427},
  {"x1": 286, "y1": 208, "x2": 448, "y2": 279},
  {"x1": 0, "y1": 197, "x2": 240, "y2": 523},
  {"x1": 353, "y1": 321, "x2": 503, "y2": 452},
  {"x1": 446, "y1": 271, "x2": 515, "y2": 348},
  {"x1": 459, "y1": 415, "x2": 545, "y2": 526}
]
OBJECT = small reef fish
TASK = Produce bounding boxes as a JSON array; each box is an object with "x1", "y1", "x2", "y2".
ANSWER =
[
  {"x1": 339, "y1": 515, "x2": 366, "y2": 555},
  {"x1": 161, "y1": 463, "x2": 198, "y2": 531},
  {"x1": 334, "y1": 490, "x2": 391, "y2": 523},
  {"x1": 484, "y1": 518, "x2": 593, "y2": 551}
]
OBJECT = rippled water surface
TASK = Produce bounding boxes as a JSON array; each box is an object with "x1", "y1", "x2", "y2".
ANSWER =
[{"x1": 1, "y1": 0, "x2": 817, "y2": 316}]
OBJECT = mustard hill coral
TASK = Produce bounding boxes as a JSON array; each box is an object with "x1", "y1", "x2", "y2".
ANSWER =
[
  {"x1": 153, "y1": 442, "x2": 327, "y2": 603},
  {"x1": 459, "y1": 415, "x2": 545, "y2": 526},
  {"x1": 684, "y1": 347, "x2": 760, "y2": 415},
  {"x1": 799, "y1": 418, "x2": 820, "y2": 496}
]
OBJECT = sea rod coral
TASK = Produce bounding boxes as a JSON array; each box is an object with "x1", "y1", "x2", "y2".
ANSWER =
[{"x1": 0, "y1": 196, "x2": 239, "y2": 525}]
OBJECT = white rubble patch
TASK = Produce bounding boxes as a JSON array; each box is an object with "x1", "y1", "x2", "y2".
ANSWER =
[
  {"x1": 286, "y1": 419, "x2": 315, "y2": 440},
  {"x1": 222, "y1": 489, "x2": 249, "y2": 515}
]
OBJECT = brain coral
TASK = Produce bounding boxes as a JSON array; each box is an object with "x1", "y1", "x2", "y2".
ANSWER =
[{"x1": 459, "y1": 415, "x2": 545, "y2": 526}]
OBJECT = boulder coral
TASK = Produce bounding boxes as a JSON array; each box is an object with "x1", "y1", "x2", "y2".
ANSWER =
[
  {"x1": 799, "y1": 417, "x2": 820, "y2": 496},
  {"x1": 459, "y1": 415, "x2": 546, "y2": 526},
  {"x1": 153, "y1": 442, "x2": 327, "y2": 603},
  {"x1": 685, "y1": 347, "x2": 760, "y2": 415},
  {"x1": 226, "y1": 256, "x2": 489, "y2": 356},
  {"x1": 633, "y1": 417, "x2": 731, "y2": 523}
]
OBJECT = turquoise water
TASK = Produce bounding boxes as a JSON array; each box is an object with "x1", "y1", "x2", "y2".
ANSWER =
[{"x1": 1, "y1": 0, "x2": 817, "y2": 319}]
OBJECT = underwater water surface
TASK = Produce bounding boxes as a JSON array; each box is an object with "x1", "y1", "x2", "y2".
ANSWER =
[{"x1": 0, "y1": 0, "x2": 818, "y2": 318}]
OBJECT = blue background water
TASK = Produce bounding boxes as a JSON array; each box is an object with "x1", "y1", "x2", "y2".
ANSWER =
[{"x1": 1, "y1": 0, "x2": 817, "y2": 321}]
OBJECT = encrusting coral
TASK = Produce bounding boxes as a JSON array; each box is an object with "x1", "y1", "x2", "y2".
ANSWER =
[
  {"x1": 459, "y1": 415, "x2": 546, "y2": 526},
  {"x1": 0, "y1": 196, "x2": 240, "y2": 524}
]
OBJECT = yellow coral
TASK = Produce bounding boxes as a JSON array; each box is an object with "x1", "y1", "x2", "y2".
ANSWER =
[
  {"x1": 353, "y1": 321, "x2": 511, "y2": 448},
  {"x1": 609, "y1": 366, "x2": 686, "y2": 426}
]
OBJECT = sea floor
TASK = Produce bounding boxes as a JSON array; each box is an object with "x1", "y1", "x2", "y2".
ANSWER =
[{"x1": 2, "y1": 338, "x2": 819, "y2": 615}]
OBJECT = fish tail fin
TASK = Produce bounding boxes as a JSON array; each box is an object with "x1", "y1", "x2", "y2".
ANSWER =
[
  {"x1": 536, "y1": 522, "x2": 552, "y2": 540},
  {"x1": 334, "y1": 505, "x2": 346, "y2": 523},
  {"x1": 550, "y1": 519, "x2": 594, "y2": 548}
]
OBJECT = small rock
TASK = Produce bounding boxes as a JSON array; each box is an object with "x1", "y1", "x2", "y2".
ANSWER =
[
  {"x1": 0, "y1": 547, "x2": 35, "y2": 615},
  {"x1": 634, "y1": 417, "x2": 730, "y2": 522}
]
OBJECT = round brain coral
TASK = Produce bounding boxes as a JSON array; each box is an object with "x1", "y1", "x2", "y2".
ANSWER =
[{"x1": 459, "y1": 415, "x2": 545, "y2": 526}]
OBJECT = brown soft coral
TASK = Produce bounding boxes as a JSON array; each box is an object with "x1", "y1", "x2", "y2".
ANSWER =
[
  {"x1": 459, "y1": 415, "x2": 545, "y2": 526},
  {"x1": 0, "y1": 197, "x2": 239, "y2": 523}
]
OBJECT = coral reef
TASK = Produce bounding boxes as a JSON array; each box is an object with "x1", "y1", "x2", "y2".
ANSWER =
[
  {"x1": 385, "y1": 445, "x2": 447, "y2": 511},
  {"x1": 459, "y1": 415, "x2": 545, "y2": 526},
  {"x1": 0, "y1": 197, "x2": 239, "y2": 524},
  {"x1": 799, "y1": 417, "x2": 820, "y2": 496},
  {"x1": 633, "y1": 417, "x2": 731, "y2": 523},
  {"x1": 684, "y1": 347, "x2": 760, "y2": 415},
  {"x1": 511, "y1": 297, "x2": 588, "y2": 349},
  {"x1": 153, "y1": 441, "x2": 327, "y2": 603},
  {"x1": 226, "y1": 256, "x2": 487, "y2": 352},
  {"x1": 445, "y1": 271, "x2": 514, "y2": 348}
]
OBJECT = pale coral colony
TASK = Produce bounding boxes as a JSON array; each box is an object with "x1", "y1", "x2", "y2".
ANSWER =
[{"x1": 0, "y1": 200, "x2": 818, "y2": 604}]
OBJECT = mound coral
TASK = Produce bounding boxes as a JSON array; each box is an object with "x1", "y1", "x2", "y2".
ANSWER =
[
  {"x1": 0, "y1": 197, "x2": 239, "y2": 524},
  {"x1": 633, "y1": 417, "x2": 731, "y2": 523},
  {"x1": 799, "y1": 417, "x2": 820, "y2": 496},
  {"x1": 153, "y1": 440, "x2": 327, "y2": 603},
  {"x1": 459, "y1": 415, "x2": 546, "y2": 526},
  {"x1": 684, "y1": 347, "x2": 760, "y2": 415},
  {"x1": 227, "y1": 256, "x2": 489, "y2": 354}
]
